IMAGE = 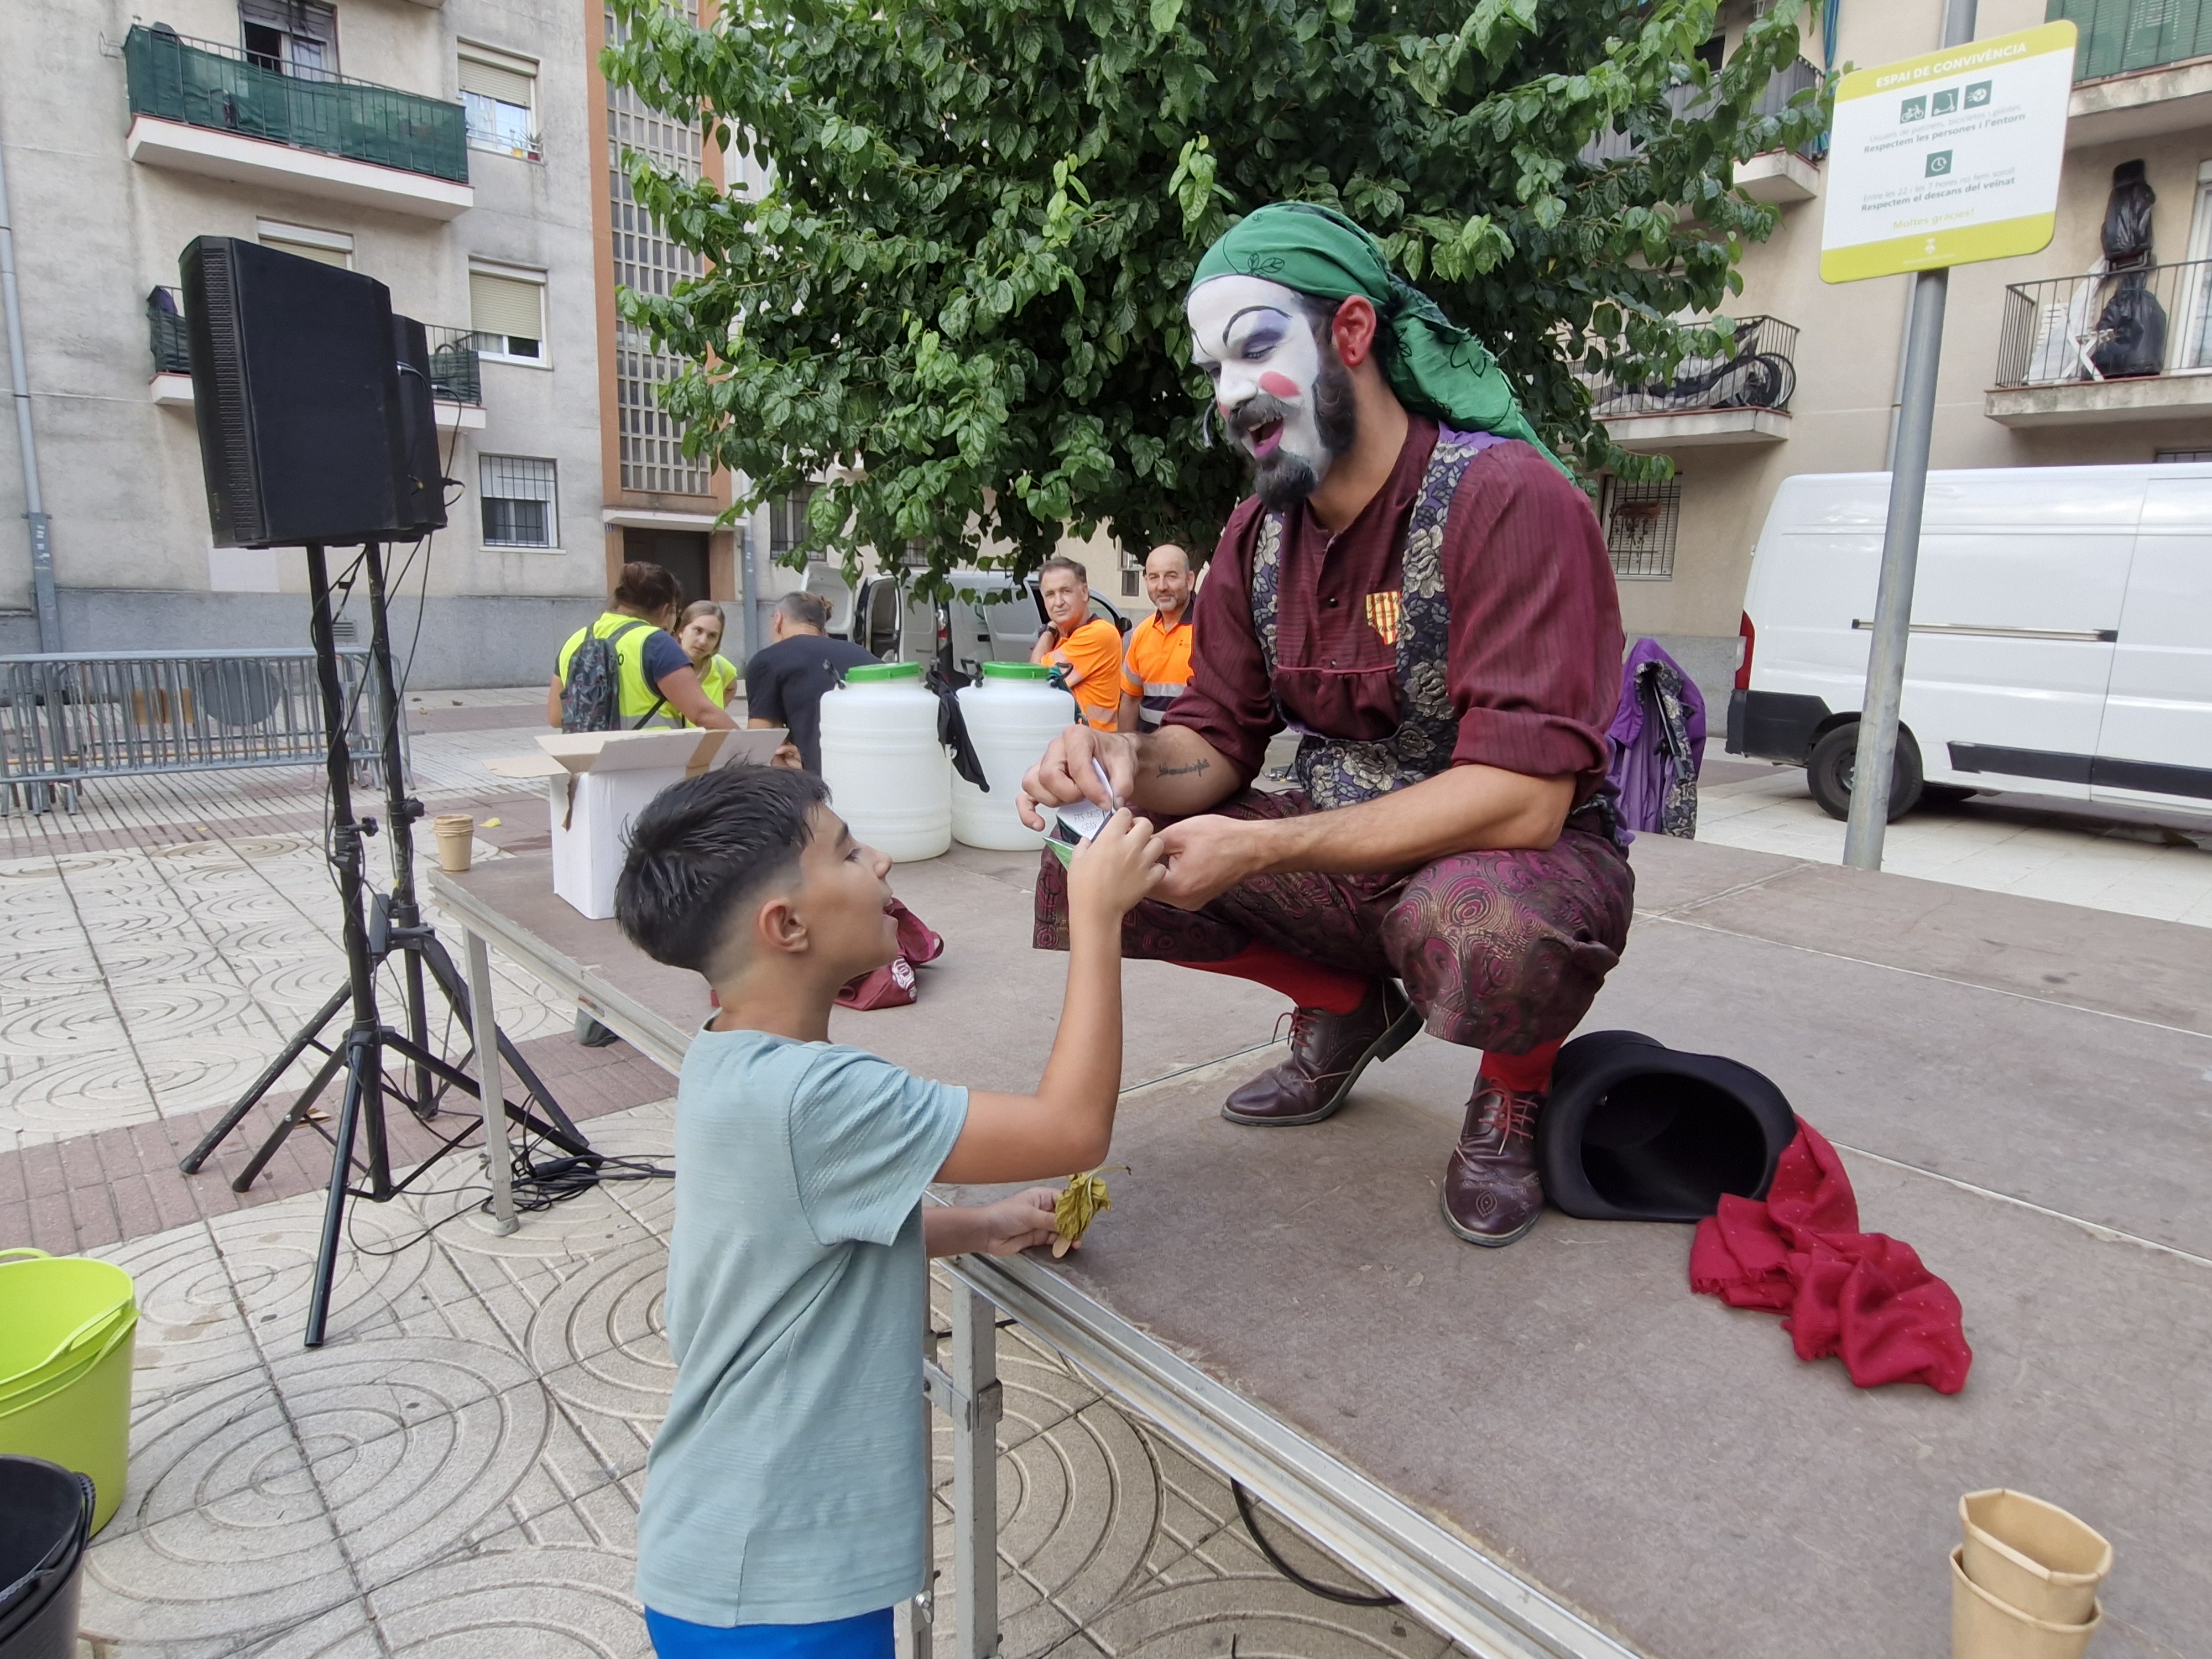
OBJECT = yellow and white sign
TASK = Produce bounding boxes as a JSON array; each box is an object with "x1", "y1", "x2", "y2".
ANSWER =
[{"x1": 1820, "y1": 22, "x2": 2076, "y2": 284}]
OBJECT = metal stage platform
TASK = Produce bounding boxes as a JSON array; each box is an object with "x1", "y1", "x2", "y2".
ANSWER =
[{"x1": 431, "y1": 831, "x2": 2210, "y2": 1659}]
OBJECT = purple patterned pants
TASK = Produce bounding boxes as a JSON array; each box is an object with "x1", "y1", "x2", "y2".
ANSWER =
[{"x1": 1032, "y1": 789, "x2": 1635, "y2": 1053}]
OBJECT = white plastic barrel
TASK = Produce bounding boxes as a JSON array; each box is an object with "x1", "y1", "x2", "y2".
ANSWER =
[
  {"x1": 818, "y1": 662, "x2": 951, "y2": 861},
  {"x1": 953, "y1": 663, "x2": 1079, "y2": 850}
]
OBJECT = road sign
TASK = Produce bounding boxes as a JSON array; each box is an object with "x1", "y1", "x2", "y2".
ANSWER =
[{"x1": 1820, "y1": 20, "x2": 2077, "y2": 284}]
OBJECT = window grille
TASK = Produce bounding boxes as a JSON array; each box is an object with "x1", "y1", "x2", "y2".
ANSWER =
[
  {"x1": 1602, "y1": 478, "x2": 1680, "y2": 580},
  {"x1": 481, "y1": 455, "x2": 559, "y2": 547},
  {"x1": 607, "y1": 3, "x2": 709, "y2": 495},
  {"x1": 2154, "y1": 448, "x2": 2212, "y2": 463},
  {"x1": 769, "y1": 486, "x2": 815, "y2": 555}
]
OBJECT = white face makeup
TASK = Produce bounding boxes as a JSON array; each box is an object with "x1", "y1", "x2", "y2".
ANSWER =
[{"x1": 1186, "y1": 274, "x2": 1334, "y2": 495}]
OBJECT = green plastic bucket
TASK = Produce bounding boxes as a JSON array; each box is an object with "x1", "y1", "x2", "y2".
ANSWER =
[{"x1": 0, "y1": 1250, "x2": 136, "y2": 1536}]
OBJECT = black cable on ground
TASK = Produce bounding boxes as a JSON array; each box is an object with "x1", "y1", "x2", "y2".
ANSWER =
[{"x1": 1229, "y1": 1480, "x2": 1400, "y2": 1608}]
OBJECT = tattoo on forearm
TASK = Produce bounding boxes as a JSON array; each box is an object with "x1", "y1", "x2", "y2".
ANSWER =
[{"x1": 1154, "y1": 758, "x2": 1211, "y2": 778}]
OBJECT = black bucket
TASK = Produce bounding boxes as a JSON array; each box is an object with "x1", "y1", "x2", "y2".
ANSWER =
[{"x1": 0, "y1": 1456, "x2": 94, "y2": 1659}]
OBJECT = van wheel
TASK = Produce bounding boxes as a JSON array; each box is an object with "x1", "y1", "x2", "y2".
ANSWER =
[{"x1": 1806, "y1": 723, "x2": 1923, "y2": 822}]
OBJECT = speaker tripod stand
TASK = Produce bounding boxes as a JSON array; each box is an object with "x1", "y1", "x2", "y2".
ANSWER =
[{"x1": 180, "y1": 540, "x2": 592, "y2": 1347}]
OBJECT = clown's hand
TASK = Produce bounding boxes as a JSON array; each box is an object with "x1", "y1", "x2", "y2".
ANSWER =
[{"x1": 1019, "y1": 726, "x2": 1138, "y2": 831}]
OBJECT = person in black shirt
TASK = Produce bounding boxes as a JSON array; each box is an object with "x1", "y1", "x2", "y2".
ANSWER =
[{"x1": 745, "y1": 593, "x2": 880, "y2": 773}]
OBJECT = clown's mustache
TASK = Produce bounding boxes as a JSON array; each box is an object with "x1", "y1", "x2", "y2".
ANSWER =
[{"x1": 1225, "y1": 392, "x2": 1296, "y2": 445}]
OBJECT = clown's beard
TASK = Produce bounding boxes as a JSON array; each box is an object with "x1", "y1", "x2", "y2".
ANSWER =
[{"x1": 1236, "y1": 347, "x2": 1359, "y2": 512}]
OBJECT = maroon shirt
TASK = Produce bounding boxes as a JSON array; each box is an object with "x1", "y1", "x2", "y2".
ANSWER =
[{"x1": 1165, "y1": 418, "x2": 1623, "y2": 799}]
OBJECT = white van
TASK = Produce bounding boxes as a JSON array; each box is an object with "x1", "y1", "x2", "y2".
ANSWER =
[
  {"x1": 1728, "y1": 464, "x2": 2212, "y2": 823},
  {"x1": 819, "y1": 567, "x2": 1129, "y2": 677}
]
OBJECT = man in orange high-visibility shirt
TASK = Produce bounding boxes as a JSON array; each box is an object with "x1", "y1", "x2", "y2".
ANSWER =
[
  {"x1": 1117, "y1": 543, "x2": 1197, "y2": 733},
  {"x1": 1029, "y1": 557, "x2": 1123, "y2": 731}
]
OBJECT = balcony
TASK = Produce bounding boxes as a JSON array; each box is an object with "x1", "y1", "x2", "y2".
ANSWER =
[
  {"x1": 123, "y1": 26, "x2": 472, "y2": 220},
  {"x1": 2051, "y1": 0, "x2": 2212, "y2": 145},
  {"x1": 146, "y1": 289, "x2": 486, "y2": 428},
  {"x1": 1987, "y1": 259, "x2": 2212, "y2": 425},
  {"x1": 1581, "y1": 56, "x2": 1827, "y2": 202},
  {"x1": 1582, "y1": 316, "x2": 1798, "y2": 451}
]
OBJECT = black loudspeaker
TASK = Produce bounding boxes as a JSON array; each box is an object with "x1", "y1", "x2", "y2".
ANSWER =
[
  {"x1": 180, "y1": 236, "x2": 406, "y2": 547},
  {"x1": 389, "y1": 315, "x2": 447, "y2": 536}
]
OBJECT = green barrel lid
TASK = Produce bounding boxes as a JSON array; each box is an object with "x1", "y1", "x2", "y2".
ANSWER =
[
  {"x1": 980, "y1": 661, "x2": 1053, "y2": 680},
  {"x1": 844, "y1": 661, "x2": 922, "y2": 682}
]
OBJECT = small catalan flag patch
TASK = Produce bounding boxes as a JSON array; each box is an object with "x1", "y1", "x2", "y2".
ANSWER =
[{"x1": 1364, "y1": 590, "x2": 1402, "y2": 647}]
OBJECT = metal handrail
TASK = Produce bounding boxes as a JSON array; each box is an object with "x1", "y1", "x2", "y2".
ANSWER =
[
  {"x1": 1580, "y1": 315, "x2": 1801, "y2": 416},
  {"x1": 0, "y1": 649, "x2": 392, "y2": 803},
  {"x1": 2050, "y1": 0, "x2": 2212, "y2": 82},
  {"x1": 1995, "y1": 258, "x2": 2212, "y2": 387},
  {"x1": 123, "y1": 25, "x2": 469, "y2": 185},
  {"x1": 147, "y1": 287, "x2": 190, "y2": 375}
]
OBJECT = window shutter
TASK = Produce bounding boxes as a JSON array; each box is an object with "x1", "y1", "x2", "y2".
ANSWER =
[
  {"x1": 261, "y1": 237, "x2": 349, "y2": 269},
  {"x1": 458, "y1": 55, "x2": 535, "y2": 110},
  {"x1": 470, "y1": 272, "x2": 543, "y2": 343}
]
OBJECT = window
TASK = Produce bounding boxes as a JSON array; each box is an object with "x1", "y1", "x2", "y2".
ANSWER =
[
  {"x1": 1601, "y1": 478, "x2": 1681, "y2": 580},
  {"x1": 460, "y1": 47, "x2": 539, "y2": 160},
  {"x1": 1121, "y1": 546, "x2": 1142, "y2": 598},
  {"x1": 257, "y1": 219, "x2": 352, "y2": 269},
  {"x1": 768, "y1": 487, "x2": 815, "y2": 554},
  {"x1": 481, "y1": 456, "x2": 558, "y2": 547},
  {"x1": 608, "y1": 2, "x2": 711, "y2": 494},
  {"x1": 2156, "y1": 448, "x2": 2212, "y2": 463},
  {"x1": 469, "y1": 265, "x2": 545, "y2": 362},
  {"x1": 240, "y1": 0, "x2": 336, "y2": 77}
]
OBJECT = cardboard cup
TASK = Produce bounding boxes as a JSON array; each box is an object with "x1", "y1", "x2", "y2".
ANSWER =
[
  {"x1": 1960, "y1": 1490, "x2": 2111, "y2": 1626},
  {"x1": 1953, "y1": 1548, "x2": 2101, "y2": 1659},
  {"x1": 432, "y1": 813, "x2": 476, "y2": 873}
]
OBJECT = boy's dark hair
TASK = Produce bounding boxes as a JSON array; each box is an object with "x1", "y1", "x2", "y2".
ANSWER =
[{"x1": 615, "y1": 765, "x2": 831, "y2": 972}]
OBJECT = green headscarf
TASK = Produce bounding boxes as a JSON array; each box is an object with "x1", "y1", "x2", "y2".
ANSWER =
[{"x1": 1188, "y1": 201, "x2": 1563, "y2": 473}]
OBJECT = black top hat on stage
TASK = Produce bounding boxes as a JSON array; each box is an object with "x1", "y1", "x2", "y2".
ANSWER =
[{"x1": 1536, "y1": 1031, "x2": 1796, "y2": 1223}]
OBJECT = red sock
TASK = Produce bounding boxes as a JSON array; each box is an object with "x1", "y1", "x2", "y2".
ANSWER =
[
  {"x1": 1479, "y1": 1039, "x2": 1563, "y2": 1094},
  {"x1": 1176, "y1": 945, "x2": 1371, "y2": 1016}
]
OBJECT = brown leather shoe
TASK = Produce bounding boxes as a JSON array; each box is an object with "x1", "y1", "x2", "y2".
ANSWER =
[
  {"x1": 1222, "y1": 980, "x2": 1420, "y2": 1127},
  {"x1": 1441, "y1": 1082, "x2": 1546, "y2": 1246}
]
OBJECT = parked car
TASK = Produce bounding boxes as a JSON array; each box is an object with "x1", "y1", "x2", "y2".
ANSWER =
[
  {"x1": 1728, "y1": 463, "x2": 2212, "y2": 823},
  {"x1": 819, "y1": 567, "x2": 1130, "y2": 679}
]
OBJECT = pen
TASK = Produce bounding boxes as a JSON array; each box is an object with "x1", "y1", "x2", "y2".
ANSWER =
[{"x1": 1090, "y1": 756, "x2": 1122, "y2": 812}]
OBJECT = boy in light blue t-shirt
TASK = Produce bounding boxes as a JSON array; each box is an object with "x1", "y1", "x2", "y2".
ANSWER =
[{"x1": 613, "y1": 764, "x2": 1165, "y2": 1659}]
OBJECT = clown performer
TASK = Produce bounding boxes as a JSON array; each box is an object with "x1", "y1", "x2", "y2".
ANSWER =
[{"x1": 1019, "y1": 203, "x2": 1631, "y2": 1246}]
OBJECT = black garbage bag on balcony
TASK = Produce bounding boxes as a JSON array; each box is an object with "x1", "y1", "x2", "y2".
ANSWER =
[
  {"x1": 2102, "y1": 159, "x2": 2156, "y2": 266},
  {"x1": 2090, "y1": 271, "x2": 2168, "y2": 379}
]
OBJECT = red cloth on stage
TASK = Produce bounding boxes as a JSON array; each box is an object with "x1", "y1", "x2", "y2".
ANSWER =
[{"x1": 1689, "y1": 1121, "x2": 1972, "y2": 1394}]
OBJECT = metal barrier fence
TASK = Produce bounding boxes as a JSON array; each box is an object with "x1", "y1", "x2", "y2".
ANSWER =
[
  {"x1": 123, "y1": 25, "x2": 469, "y2": 185},
  {"x1": 1580, "y1": 315, "x2": 1800, "y2": 417},
  {"x1": 1995, "y1": 259, "x2": 2212, "y2": 386},
  {"x1": 0, "y1": 650, "x2": 392, "y2": 811}
]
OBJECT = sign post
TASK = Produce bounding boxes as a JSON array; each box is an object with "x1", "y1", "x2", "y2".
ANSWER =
[{"x1": 1818, "y1": 18, "x2": 2074, "y2": 869}]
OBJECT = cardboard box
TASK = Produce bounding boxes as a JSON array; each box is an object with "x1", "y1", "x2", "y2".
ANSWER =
[{"x1": 484, "y1": 727, "x2": 787, "y2": 919}]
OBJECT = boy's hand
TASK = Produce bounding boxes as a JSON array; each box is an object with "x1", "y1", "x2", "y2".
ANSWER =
[
  {"x1": 1066, "y1": 807, "x2": 1166, "y2": 921},
  {"x1": 975, "y1": 1188, "x2": 1063, "y2": 1255}
]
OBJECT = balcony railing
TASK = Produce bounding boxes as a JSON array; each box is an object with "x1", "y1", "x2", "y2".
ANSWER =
[
  {"x1": 1580, "y1": 58, "x2": 1827, "y2": 165},
  {"x1": 2050, "y1": 0, "x2": 2212, "y2": 80},
  {"x1": 148, "y1": 288, "x2": 190, "y2": 375},
  {"x1": 426, "y1": 327, "x2": 489, "y2": 405},
  {"x1": 148, "y1": 287, "x2": 484, "y2": 405},
  {"x1": 1995, "y1": 259, "x2": 2212, "y2": 385},
  {"x1": 1581, "y1": 316, "x2": 1800, "y2": 417},
  {"x1": 124, "y1": 25, "x2": 468, "y2": 185}
]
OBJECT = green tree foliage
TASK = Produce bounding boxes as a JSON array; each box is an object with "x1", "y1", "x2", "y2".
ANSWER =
[{"x1": 604, "y1": 0, "x2": 1828, "y2": 580}]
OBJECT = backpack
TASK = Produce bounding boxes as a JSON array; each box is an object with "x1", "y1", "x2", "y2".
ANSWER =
[{"x1": 560, "y1": 619, "x2": 666, "y2": 732}]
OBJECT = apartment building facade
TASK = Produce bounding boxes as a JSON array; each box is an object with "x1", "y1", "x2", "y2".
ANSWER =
[
  {"x1": 0, "y1": 0, "x2": 771, "y2": 686},
  {"x1": 1593, "y1": 0, "x2": 2212, "y2": 697}
]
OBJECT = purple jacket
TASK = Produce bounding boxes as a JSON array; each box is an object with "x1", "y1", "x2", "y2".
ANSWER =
[{"x1": 1607, "y1": 638, "x2": 1706, "y2": 838}]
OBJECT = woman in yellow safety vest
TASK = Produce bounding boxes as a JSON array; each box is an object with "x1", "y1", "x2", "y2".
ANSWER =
[
  {"x1": 675, "y1": 600, "x2": 740, "y2": 724},
  {"x1": 545, "y1": 562, "x2": 737, "y2": 731}
]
